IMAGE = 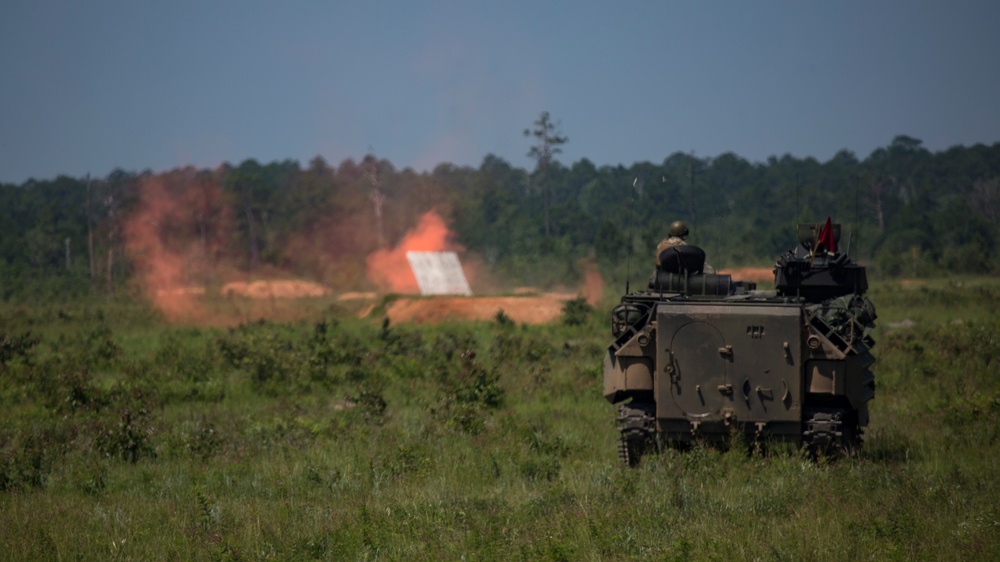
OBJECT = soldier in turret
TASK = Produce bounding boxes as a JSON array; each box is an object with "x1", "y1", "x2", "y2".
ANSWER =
[
  {"x1": 655, "y1": 220, "x2": 714, "y2": 273},
  {"x1": 655, "y1": 221, "x2": 689, "y2": 267}
]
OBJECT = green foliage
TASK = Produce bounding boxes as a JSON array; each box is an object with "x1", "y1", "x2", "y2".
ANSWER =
[
  {"x1": 4, "y1": 139, "x2": 1000, "y2": 305},
  {"x1": 494, "y1": 308, "x2": 514, "y2": 327},
  {"x1": 561, "y1": 296, "x2": 593, "y2": 326},
  {"x1": 0, "y1": 331, "x2": 38, "y2": 370},
  {"x1": 153, "y1": 332, "x2": 216, "y2": 383},
  {"x1": 436, "y1": 350, "x2": 505, "y2": 434},
  {"x1": 1, "y1": 284, "x2": 1000, "y2": 559},
  {"x1": 0, "y1": 427, "x2": 59, "y2": 491},
  {"x1": 163, "y1": 419, "x2": 221, "y2": 461},
  {"x1": 94, "y1": 396, "x2": 157, "y2": 463},
  {"x1": 215, "y1": 319, "x2": 356, "y2": 394},
  {"x1": 348, "y1": 388, "x2": 388, "y2": 424}
]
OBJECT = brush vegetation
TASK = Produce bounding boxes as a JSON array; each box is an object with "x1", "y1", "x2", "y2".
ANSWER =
[{"x1": 2, "y1": 278, "x2": 999, "y2": 560}]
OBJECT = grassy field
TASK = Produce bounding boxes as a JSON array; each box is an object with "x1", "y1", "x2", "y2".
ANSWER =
[{"x1": 1, "y1": 278, "x2": 999, "y2": 561}]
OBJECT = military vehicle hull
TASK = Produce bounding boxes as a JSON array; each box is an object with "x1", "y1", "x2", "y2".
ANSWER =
[{"x1": 605, "y1": 224, "x2": 876, "y2": 465}]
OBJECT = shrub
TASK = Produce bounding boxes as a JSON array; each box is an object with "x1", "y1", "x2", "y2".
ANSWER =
[
  {"x1": 348, "y1": 388, "x2": 388, "y2": 424},
  {"x1": 494, "y1": 308, "x2": 514, "y2": 327},
  {"x1": 561, "y1": 297, "x2": 593, "y2": 326},
  {"x1": 436, "y1": 350, "x2": 505, "y2": 433},
  {"x1": 0, "y1": 331, "x2": 38, "y2": 370},
  {"x1": 0, "y1": 429, "x2": 58, "y2": 491},
  {"x1": 95, "y1": 405, "x2": 156, "y2": 463}
]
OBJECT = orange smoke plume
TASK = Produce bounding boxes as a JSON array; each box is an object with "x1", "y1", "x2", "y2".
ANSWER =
[
  {"x1": 579, "y1": 256, "x2": 605, "y2": 305},
  {"x1": 123, "y1": 173, "x2": 229, "y2": 321},
  {"x1": 365, "y1": 210, "x2": 462, "y2": 293}
]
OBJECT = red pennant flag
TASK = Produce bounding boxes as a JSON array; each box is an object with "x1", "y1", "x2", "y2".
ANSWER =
[{"x1": 817, "y1": 217, "x2": 836, "y2": 253}]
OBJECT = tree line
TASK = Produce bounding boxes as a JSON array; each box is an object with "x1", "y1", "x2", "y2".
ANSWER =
[{"x1": 2, "y1": 131, "x2": 999, "y2": 301}]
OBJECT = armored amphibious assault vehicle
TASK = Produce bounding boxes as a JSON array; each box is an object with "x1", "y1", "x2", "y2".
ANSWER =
[{"x1": 604, "y1": 222, "x2": 876, "y2": 465}]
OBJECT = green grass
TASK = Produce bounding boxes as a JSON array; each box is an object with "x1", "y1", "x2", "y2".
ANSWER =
[{"x1": 1, "y1": 281, "x2": 999, "y2": 560}]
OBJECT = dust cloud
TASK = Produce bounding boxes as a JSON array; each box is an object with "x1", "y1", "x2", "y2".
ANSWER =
[
  {"x1": 123, "y1": 174, "x2": 329, "y2": 324},
  {"x1": 578, "y1": 256, "x2": 605, "y2": 305},
  {"x1": 123, "y1": 175, "x2": 605, "y2": 326},
  {"x1": 123, "y1": 174, "x2": 229, "y2": 322}
]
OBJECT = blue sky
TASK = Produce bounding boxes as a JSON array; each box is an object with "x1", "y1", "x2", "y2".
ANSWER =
[{"x1": 1, "y1": 1, "x2": 998, "y2": 183}]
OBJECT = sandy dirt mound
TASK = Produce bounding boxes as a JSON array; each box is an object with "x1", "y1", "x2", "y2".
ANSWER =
[
  {"x1": 221, "y1": 280, "x2": 328, "y2": 298},
  {"x1": 337, "y1": 291, "x2": 378, "y2": 301},
  {"x1": 155, "y1": 286, "x2": 206, "y2": 297},
  {"x1": 381, "y1": 294, "x2": 577, "y2": 324}
]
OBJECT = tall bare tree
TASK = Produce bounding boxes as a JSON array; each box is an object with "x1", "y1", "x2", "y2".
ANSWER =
[
  {"x1": 524, "y1": 111, "x2": 567, "y2": 238},
  {"x1": 105, "y1": 189, "x2": 118, "y2": 292},
  {"x1": 867, "y1": 176, "x2": 888, "y2": 232}
]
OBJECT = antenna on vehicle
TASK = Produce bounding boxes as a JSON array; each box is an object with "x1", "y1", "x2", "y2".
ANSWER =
[
  {"x1": 624, "y1": 177, "x2": 642, "y2": 295},
  {"x1": 850, "y1": 172, "x2": 860, "y2": 259}
]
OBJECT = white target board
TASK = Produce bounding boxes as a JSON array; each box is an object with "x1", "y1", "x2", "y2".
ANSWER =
[{"x1": 406, "y1": 251, "x2": 472, "y2": 296}]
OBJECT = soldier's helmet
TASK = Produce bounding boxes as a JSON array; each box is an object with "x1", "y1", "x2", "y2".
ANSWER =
[{"x1": 668, "y1": 221, "x2": 689, "y2": 238}]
